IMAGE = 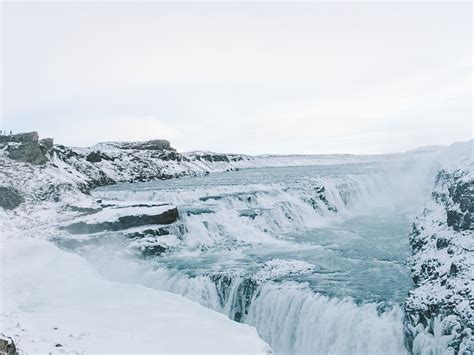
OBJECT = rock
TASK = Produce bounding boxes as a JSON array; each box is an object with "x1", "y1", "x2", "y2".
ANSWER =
[
  {"x1": 0, "y1": 334, "x2": 18, "y2": 355},
  {"x1": 0, "y1": 186, "x2": 24, "y2": 210},
  {"x1": 86, "y1": 151, "x2": 102, "y2": 163},
  {"x1": 8, "y1": 141, "x2": 47, "y2": 165},
  {"x1": 405, "y1": 165, "x2": 474, "y2": 355},
  {"x1": 449, "y1": 262, "x2": 459, "y2": 276},
  {"x1": 194, "y1": 153, "x2": 230, "y2": 163},
  {"x1": 125, "y1": 224, "x2": 186, "y2": 239},
  {"x1": 436, "y1": 237, "x2": 449, "y2": 250},
  {"x1": 39, "y1": 138, "x2": 54, "y2": 153},
  {"x1": 141, "y1": 244, "x2": 167, "y2": 257},
  {"x1": 118, "y1": 139, "x2": 173, "y2": 151},
  {"x1": 437, "y1": 171, "x2": 473, "y2": 231},
  {"x1": 64, "y1": 207, "x2": 179, "y2": 234},
  {"x1": 0, "y1": 131, "x2": 38, "y2": 144}
]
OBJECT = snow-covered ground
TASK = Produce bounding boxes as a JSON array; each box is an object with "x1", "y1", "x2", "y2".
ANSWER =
[{"x1": 1, "y1": 237, "x2": 270, "y2": 354}]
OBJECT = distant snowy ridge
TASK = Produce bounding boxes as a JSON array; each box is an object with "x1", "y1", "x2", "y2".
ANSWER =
[{"x1": 405, "y1": 141, "x2": 473, "y2": 355}]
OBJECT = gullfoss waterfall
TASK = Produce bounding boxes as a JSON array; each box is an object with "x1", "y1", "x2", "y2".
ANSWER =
[{"x1": 58, "y1": 157, "x2": 436, "y2": 354}]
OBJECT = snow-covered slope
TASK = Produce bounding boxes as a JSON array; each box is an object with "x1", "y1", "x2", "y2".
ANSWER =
[
  {"x1": 405, "y1": 141, "x2": 473, "y2": 355},
  {"x1": 1, "y1": 237, "x2": 270, "y2": 354}
]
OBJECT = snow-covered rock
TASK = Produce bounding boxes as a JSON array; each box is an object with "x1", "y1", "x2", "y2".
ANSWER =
[
  {"x1": 0, "y1": 334, "x2": 17, "y2": 355},
  {"x1": 405, "y1": 141, "x2": 473, "y2": 355},
  {"x1": 63, "y1": 204, "x2": 179, "y2": 234}
]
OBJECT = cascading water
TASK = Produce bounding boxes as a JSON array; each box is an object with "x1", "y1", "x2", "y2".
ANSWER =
[{"x1": 60, "y1": 157, "x2": 437, "y2": 354}]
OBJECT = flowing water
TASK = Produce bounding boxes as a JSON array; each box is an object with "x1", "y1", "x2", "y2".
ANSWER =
[{"x1": 60, "y1": 158, "x2": 436, "y2": 354}]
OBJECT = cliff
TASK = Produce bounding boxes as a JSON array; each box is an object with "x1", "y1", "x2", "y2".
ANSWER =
[{"x1": 405, "y1": 142, "x2": 473, "y2": 355}]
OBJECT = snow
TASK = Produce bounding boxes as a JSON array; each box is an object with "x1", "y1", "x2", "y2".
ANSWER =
[
  {"x1": 1, "y1": 237, "x2": 271, "y2": 354},
  {"x1": 254, "y1": 259, "x2": 315, "y2": 282},
  {"x1": 405, "y1": 141, "x2": 474, "y2": 354}
]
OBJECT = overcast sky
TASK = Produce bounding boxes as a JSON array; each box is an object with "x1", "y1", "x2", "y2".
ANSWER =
[{"x1": 1, "y1": 2, "x2": 472, "y2": 154}]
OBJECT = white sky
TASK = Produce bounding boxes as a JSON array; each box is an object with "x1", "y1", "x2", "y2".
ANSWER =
[{"x1": 1, "y1": 2, "x2": 472, "y2": 154}]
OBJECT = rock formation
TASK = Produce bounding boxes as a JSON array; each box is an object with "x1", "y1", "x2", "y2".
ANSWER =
[
  {"x1": 112, "y1": 139, "x2": 174, "y2": 151},
  {"x1": 0, "y1": 186, "x2": 24, "y2": 210},
  {"x1": 405, "y1": 166, "x2": 473, "y2": 354},
  {"x1": 0, "y1": 335, "x2": 18, "y2": 355},
  {"x1": 64, "y1": 206, "x2": 179, "y2": 234},
  {"x1": 0, "y1": 131, "x2": 53, "y2": 165}
]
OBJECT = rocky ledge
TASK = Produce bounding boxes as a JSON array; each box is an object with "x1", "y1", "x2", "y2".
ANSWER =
[
  {"x1": 63, "y1": 204, "x2": 179, "y2": 234},
  {"x1": 0, "y1": 131, "x2": 54, "y2": 165},
  {"x1": 0, "y1": 334, "x2": 18, "y2": 355},
  {"x1": 58, "y1": 203, "x2": 184, "y2": 258},
  {"x1": 404, "y1": 157, "x2": 474, "y2": 355}
]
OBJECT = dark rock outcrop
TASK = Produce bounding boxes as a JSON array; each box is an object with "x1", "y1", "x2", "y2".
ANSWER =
[
  {"x1": 85, "y1": 151, "x2": 115, "y2": 163},
  {"x1": 86, "y1": 151, "x2": 102, "y2": 163},
  {"x1": 194, "y1": 153, "x2": 230, "y2": 163},
  {"x1": 3, "y1": 131, "x2": 48, "y2": 165},
  {"x1": 0, "y1": 186, "x2": 24, "y2": 210},
  {"x1": 405, "y1": 167, "x2": 473, "y2": 354},
  {"x1": 434, "y1": 170, "x2": 474, "y2": 231},
  {"x1": 38, "y1": 138, "x2": 54, "y2": 151},
  {"x1": 63, "y1": 207, "x2": 179, "y2": 234},
  {"x1": 140, "y1": 244, "x2": 167, "y2": 257},
  {"x1": 125, "y1": 224, "x2": 186, "y2": 239},
  {"x1": 8, "y1": 141, "x2": 47, "y2": 165},
  {"x1": 0, "y1": 131, "x2": 38, "y2": 144},
  {"x1": 0, "y1": 335, "x2": 18, "y2": 355},
  {"x1": 191, "y1": 153, "x2": 246, "y2": 163},
  {"x1": 117, "y1": 139, "x2": 174, "y2": 151}
]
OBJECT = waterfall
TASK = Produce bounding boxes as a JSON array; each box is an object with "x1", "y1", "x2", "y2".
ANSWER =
[
  {"x1": 82, "y1": 160, "x2": 438, "y2": 354},
  {"x1": 245, "y1": 282, "x2": 407, "y2": 354},
  {"x1": 108, "y1": 264, "x2": 408, "y2": 354}
]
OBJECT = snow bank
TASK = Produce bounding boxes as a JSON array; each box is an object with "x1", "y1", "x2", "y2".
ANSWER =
[{"x1": 1, "y1": 237, "x2": 270, "y2": 354}]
